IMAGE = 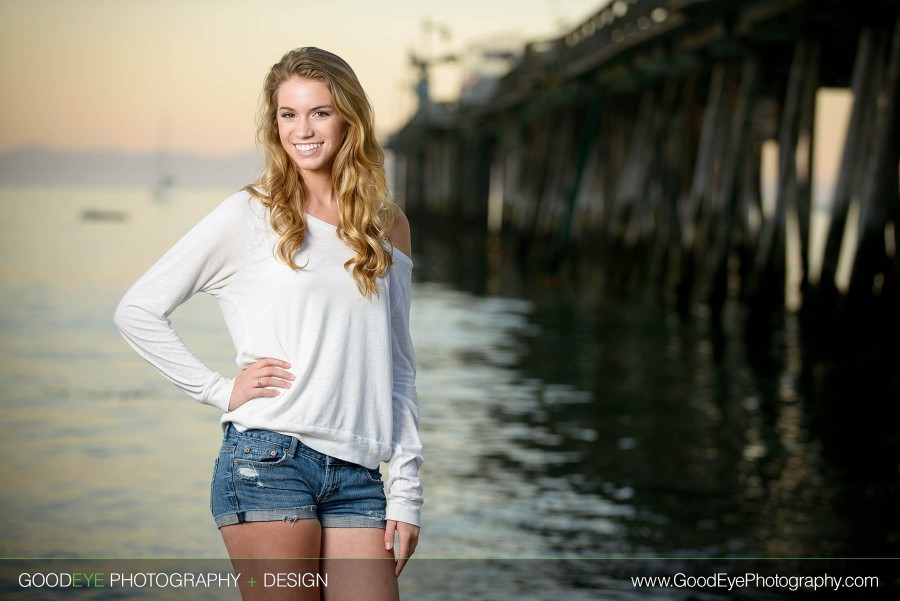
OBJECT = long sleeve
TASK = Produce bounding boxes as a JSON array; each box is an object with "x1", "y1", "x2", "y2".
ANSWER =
[
  {"x1": 384, "y1": 252, "x2": 425, "y2": 526},
  {"x1": 113, "y1": 192, "x2": 257, "y2": 410}
]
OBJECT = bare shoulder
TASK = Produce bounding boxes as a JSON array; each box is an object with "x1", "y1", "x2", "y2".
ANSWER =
[{"x1": 389, "y1": 207, "x2": 412, "y2": 257}]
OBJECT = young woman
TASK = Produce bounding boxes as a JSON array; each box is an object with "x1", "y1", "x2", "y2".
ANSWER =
[{"x1": 114, "y1": 47, "x2": 422, "y2": 601}]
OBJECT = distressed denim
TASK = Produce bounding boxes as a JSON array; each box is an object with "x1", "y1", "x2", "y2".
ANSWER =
[{"x1": 211, "y1": 423, "x2": 387, "y2": 529}]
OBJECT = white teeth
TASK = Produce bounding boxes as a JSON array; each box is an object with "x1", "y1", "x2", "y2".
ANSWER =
[{"x1": 295, "y1": 143, "x2": 323, "y2": 152}]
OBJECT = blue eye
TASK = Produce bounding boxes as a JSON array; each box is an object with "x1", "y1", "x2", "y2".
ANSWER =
[{"x1": 280, "y1": 112, "x2": 295, "y2": 119}]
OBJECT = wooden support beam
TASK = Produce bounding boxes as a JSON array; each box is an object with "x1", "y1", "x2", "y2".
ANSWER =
[
  {"x1": 737, "y1": 137, "x2": 764, "y2": 302},
  {"x1": 613, "y1": 88, "x2": 657, "y2": 245},
  {"x1": 623, "y1": 78, "x2": 680, "y2": 250},
  {"x1": 682, "y1": 62, "x2": 727, "y2": 250},
  {"x1": 793, "y1": 41, "x2": 820, "y2": 296},
  {"x1": 705, "y1": 56, "x2": 759, "y2": 313},
  {"x1": 500, "y1": 121, "x2": 524, "y2": 230},
  {"x1": 536, "y1": 111, "x2": 577, "y2": 238},
  {"x1": 848, "y1": 12, "x2": 900, "y2": 300},
  {"x1": 602, "y1": 109, "x2": 631, "y2": 234},
  {"x1": 748, "y1": 37, "x2": 815, "y2": 303},
  {"x1": 512, "y1": 117, "x2": 553, "y2": 235},
  {"x1": 816, "y1": 28, "x2": 886, "y2": 295},
  {"x1": 570, "y1": 107, "x2": 605, "y2": 239},
  {"x1": 676, "y1": 62, "x2": 729, "y2": 310},
  {"x1": 651, "y1": 75, "x2": 698, "y2": 298},
  {"x1": 560, "y1": 101, "x2": 603, "y2": 248}
]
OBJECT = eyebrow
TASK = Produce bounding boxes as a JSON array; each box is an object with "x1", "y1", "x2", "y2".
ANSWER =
[{"x1": 278, "y1": 104, "x2": 335, "y2": 112}]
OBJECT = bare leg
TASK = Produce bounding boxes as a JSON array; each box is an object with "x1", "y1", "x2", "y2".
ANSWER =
[
  {"x1": 320, "y1": 528, "x2": 399, "y2": 601},
  {"x1": 221, "y1": 520, "x2": 323, "y2": 601}
]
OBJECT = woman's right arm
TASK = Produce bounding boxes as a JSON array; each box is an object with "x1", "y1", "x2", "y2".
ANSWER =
[{"x1": 114, "y1": 192, "x2": 261, "y2": 410}]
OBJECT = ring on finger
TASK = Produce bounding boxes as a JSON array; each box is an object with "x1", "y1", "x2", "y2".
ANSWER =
[{"x1": 256, "y1": 377, "x2": 262, "y2": 388}]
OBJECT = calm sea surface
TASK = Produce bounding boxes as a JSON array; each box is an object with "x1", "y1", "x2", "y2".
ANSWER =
[{"x1": 0, "y1": 185, "x2": 897, "y2": 600}]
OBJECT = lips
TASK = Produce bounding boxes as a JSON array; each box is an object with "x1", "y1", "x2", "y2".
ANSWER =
[{"x1": 295, "y1": 143, "x2": 323, "y2": 152}]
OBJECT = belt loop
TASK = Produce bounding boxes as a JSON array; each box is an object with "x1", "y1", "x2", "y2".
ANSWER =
[{"x1": 288, "y1": 436, "x2": 300, "y2": 458}]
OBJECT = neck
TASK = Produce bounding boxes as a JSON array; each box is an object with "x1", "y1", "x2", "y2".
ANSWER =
[{"x1": 300, "y1": 170, "x2": 337, "y2": 211}]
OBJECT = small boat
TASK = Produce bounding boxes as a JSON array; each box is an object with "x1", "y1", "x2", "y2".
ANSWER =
[{"x1": 81, "y1": 209, "x2": 129, "y2": 222}]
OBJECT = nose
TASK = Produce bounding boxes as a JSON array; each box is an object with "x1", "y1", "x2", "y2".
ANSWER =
[{"x1": 296, "y1": 116, "x2": 314, "y2": 139}]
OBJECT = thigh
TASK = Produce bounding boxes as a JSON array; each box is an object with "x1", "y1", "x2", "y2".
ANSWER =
[
  {"x1": 320, "y1": 528, "x2": 399, "y2": 601},
  {"x1": 222, "y1": 521, "x2": 323, "y2": 601}
]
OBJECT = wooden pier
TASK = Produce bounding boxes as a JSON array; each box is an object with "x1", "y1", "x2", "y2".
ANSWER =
[{"x1": 388, "y1": 0, "x2": 900, "y2": 347}]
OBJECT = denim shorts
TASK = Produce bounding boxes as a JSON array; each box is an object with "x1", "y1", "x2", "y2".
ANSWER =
[{"x1": 210, "y1": 423, "x2": 387, "y2": 529}]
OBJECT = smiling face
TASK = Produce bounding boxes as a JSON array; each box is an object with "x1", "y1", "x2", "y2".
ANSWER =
[{"x1": 276, "y1": 76, "x2": 347, "y2": 177}]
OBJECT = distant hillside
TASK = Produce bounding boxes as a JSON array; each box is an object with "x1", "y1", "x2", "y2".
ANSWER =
[{"x1": 0, "y1": 147, "x2": 263, "y2": 187}]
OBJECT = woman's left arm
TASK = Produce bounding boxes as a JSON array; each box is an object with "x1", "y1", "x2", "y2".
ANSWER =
[{"x1": 383, "y1": 209, "x2": 423, "y2": 576}]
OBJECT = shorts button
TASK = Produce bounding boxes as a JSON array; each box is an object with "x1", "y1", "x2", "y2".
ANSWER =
[
  {"x1": 270, "y1": 451, "x2": 277, "y2": 456},
  {"x1": 244, "y1": 447, "x2": 250, "y2": 453}
]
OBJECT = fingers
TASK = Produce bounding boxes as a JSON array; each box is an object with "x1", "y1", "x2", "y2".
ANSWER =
[
  {"x1": 250, "y1": 359, "x2": 294, "y2": 386},
  {"x1": 395, "y1": 536, "x2": 414, "y2": 577},
  {"x1": 384, "y1": 520, "x2": 396, "y2": 552},
  {"x1": 250, "y1": 386, "x2": 281, "y2": 398},
  {"x1": 388, "y1": 521, "x2": 419, "y2": 577},
  {"x1": 395, "y1": 557, "x2": 407, "y2": 577},
  {"x1": 255, "y1": 368, "x2": 294, "y2": 389},
  {"x1": 384, "y1": 520, "x2": 406, "y2": 577},
  {"x1": 253, "y1": 357, "x2": 291, "y2": 370},
  {"x1": 228, "y1": 358, "x2": 294, "y2": 411}
]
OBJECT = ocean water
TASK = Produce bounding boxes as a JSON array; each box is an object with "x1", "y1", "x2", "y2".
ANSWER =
[{"x1": 0, "y1": 185, "x2": 896, "y2": 600}]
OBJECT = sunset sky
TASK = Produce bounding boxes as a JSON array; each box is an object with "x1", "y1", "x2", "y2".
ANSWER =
[{"x1": 0, "y1": 0, "x2": 602, "y2": 157}]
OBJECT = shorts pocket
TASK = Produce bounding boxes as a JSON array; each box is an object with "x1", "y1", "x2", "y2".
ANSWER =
[
  {"x1": 234, "y1": 438, "x2": 290, "y2": 467},
  {"x1": 211, "y1": 444, "x2": 239, "y2": 515}
]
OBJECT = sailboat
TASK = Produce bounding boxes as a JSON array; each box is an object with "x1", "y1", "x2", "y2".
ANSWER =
[{"x1": 152, "y1": 114, "x2": 174, "y2": 201}]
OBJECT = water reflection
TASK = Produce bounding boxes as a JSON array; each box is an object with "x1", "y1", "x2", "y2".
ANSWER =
[{"x1": 413, "y1": 222, "x2": 899, "y2": 570}]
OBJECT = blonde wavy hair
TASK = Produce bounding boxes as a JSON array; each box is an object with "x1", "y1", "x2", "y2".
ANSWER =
[{"x1": 243, "y1": 47, "x2": 396, "y2": 297}]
